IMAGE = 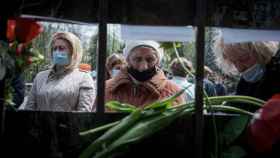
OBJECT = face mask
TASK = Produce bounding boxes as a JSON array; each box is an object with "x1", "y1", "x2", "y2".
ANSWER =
[
  {"x1": 242, "y1": 64, "x2": 265, "y2": 83},
  {"x1": 128, "y1": 67, "x2": 157, "y2": 82},
  {"x1": 52, "y1": 50, "x2": 70, "y2": 66},
  {"x1": 111, "y1": 69, "x2": 120, "y2": 77}
]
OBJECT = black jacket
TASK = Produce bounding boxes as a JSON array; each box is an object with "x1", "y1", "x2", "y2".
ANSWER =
[{"x1": 236, "y1": 50, "x2": 280, "y2": 101}]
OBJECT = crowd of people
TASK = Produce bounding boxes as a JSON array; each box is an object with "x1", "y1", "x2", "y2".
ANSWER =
[
  {"x1": 18, "y1": 31, "x2": 280, "y2": 111},
  {"x1": 14, "y1": 32, "x2": 235, "y2": 111},
  {"x1": 7, "y1": 30, "x2": 280, "y2": 155}
]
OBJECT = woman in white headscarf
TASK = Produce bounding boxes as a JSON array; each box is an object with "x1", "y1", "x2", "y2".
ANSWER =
[
  {"x1": 104, "y1": 40, "x2": 185, "y2": 109},
  {"x1": 24, "y1": 32, "x2": 96, "y2": 112}
]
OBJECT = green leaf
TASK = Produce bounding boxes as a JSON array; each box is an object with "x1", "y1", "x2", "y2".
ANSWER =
[
  {"x1": 144, "y1": 88, "x2": 186, "y2": 111},
  {"x1": 79, "y1": 109, "x2": 141, "y2": 158},
  {"x1": 94, "y1": 108, "x2": 187, "y2": 158},
  {"x1": 79, "y1": 121, "x2": 120, "y2": 143},
  {"x1": 106, "y1": 101, "x2": 137, "y2": 113},
  {"x1": 222, "y1": 146, "x2": 246, "y2": 158},
  {"x1": 221, "y1": 115, "x2": 249, "y2": 146}
]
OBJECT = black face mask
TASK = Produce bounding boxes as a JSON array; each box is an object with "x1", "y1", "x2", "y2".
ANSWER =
[{"x1": 128, "y1": 67, "x2": 157, "y2": 82}]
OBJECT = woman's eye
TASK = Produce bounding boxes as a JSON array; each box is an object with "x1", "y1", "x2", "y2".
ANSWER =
[
  {"x1": 134, "y1": 58, "x2": 142, "y2": 63},
  {"x1": 53, "y1": 46, "x2": 66, "y2": 51},
  {"x1": 238, "y1": 55, "x2": 250, "y2": 62},
  {"x1": 146, "y1": 57, "x2": 156, "y2": 63}
]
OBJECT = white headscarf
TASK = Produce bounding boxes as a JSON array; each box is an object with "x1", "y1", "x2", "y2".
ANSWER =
[{"x1": 123, "y1": 40, "x2": 164, "y2": 63}]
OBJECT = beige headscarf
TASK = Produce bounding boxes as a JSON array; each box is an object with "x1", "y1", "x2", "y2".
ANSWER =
[{"x1": 50, "y1": 32, "x2": 83, "y2": 70}]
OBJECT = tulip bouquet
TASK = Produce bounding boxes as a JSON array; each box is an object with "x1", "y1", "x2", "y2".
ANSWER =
[
  {"x1": 78, "y1": 42, "x2": 280, "y2": 158},
  {"x1": 79, "y1": 89, "x2": 266, "y2": 158},
  {"x1": 0, "y1": 17, "x2": 44, "y2": 105}
]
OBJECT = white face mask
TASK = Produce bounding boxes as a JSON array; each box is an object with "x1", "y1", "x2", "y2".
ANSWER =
[
  {"x1": 111, "y1": 69, "x2": 120, "y2": 77},
  {"x1": 242, "y1": 64, "x2": 265, "y2": 83}
]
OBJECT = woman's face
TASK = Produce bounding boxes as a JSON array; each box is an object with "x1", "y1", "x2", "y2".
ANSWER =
[
  {"x1": 52, "y1": 39, "x2": 71, "y2": 55},
  {"x1": 128, "y1": 47, "x2": 158, "y2": 72},
  {"x1": 224, "y1": 46, "x2": 257, "y2": 73}
]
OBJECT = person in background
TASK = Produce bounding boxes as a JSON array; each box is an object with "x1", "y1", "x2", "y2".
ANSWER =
[
  {"x1": 79, "y1": 63, "x2": 92, "y2": 73},
  {"x1": 203, "y1": 66, "x2": 217, "y2": 97},
  {"x1": 214, "y1": 40, "x2": 280, "y2": 156},
  {"x1": 11, "y1": 73, "x2": 25, "y2": 108},
  {"x1": 183, "y1": 64, "x2": 217, "y2": 97},
  {"x1": 0, "y1": 72, "x2": 25, "y2": 110},
  {"x1": 103, "y1": 40, "x2": 185, "y2": 109},
  {"x1": 214, "y1": 40, "x2": 279, "y2": 101},
  {"x1": 24, "y1": 32, "x2": 96, "y2": 112},
  {"x1": 213, "y1": 73, "x2": 228, "y2": 96},
  {"x1": 162, "y1": 68, "x2": 173, "y2": 80},
  {"x1": 105, "y1": 53, "x2": 126, "y2": 80},
  {"x1": 91, "y1": 70, "x2": 97, "y2": 81},
  {"x1": 169, "y1": 57, "x2": 195, "y2": 102}
]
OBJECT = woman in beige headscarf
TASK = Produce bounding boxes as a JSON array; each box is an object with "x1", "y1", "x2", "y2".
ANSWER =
[
  {"x1": 24, "y1": 32, "x2": 96, "y2": 112},
  {"x1": 214, "y1": 40, "x2": 279, "y2": 101}
]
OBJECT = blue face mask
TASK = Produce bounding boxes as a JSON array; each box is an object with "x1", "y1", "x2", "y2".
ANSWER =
[
  {"x1": 172, "y1": 77, "x2": 184, "y2": 85},
  {"x1": 52, "y1": 50, "x2": 70, "y2": 66},
  {"x1": 111, "y1": 69, "x2": 120, "y2": 77},
  {"x1": 242, "y1": 64, "x2": 265, "y2": 83}
]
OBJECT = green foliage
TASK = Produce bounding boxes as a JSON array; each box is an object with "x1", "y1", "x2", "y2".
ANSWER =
[
  {"x1": 79, "y1": 90, "x2": 263, "y2": 158},
  {"x1": 222, "y1": 146, "x2": 246, "y2": 158},
  {"x1": 160, "y1": 41, "x2": 195, "y2": 69},
  {"x1": 79, "y1": 109, "x2": 142, "y2": 158},
  {"x1": 94, "y1": 108, "x2": 186, "y2": 158},
  {"x1": 87, "y1": 25, "x2": 124, "y2": 69},
  {"x1": 23, "y1": 23, "x2": 57, "y2": 82},
  {"x1": 86, "y1": 34, "x2": 98, "y2": 69},
  {"x1": 221, "y1": 116, "x2": 250, "y2": 146},
  {"x1": 106, "y1": 101, "x2": 137, "y2": 113}
]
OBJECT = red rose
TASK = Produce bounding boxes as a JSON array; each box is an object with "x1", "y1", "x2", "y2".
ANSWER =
[
  {"x1": 14, "y1": 17, "x2": 43, "y2": 44},
  {"x1": 6, "y1": 19, "x2": 16, "y2": 42},
  {"x1": 247, "y1": 94, "x2": 280, "y2": 152}
]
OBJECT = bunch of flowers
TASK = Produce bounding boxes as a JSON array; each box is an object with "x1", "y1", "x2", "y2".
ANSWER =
[
  {"x1": 0, "y1": 17, "x2": 44, "y2": 106},
  {"x1": 5, "y1": 17, "x2": 44, "y2": 72}
]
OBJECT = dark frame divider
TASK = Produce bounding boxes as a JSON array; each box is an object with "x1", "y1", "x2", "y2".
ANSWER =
[
  {"x1": 194, "y1": 0, "x2": 206, "y2": 158},
  {"x1": 0, "y1": 15, "x2": 8, "y2": 146},
  {"x1": 95, "y1": 0, "x2": 107, "y2": 115}
]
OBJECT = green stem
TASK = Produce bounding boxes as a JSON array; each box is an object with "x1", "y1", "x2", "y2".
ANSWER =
[
  {"x1": 80, "y1": 121, "x2": 120, "y2": 137},
  {"x1": 173, "y1": 42, "x2": 218, "y2": 157}
]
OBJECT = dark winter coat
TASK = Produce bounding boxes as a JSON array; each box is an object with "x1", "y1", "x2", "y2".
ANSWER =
[{"x1": 236, "y1": 50, "x2": 280, "y2": 101}]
